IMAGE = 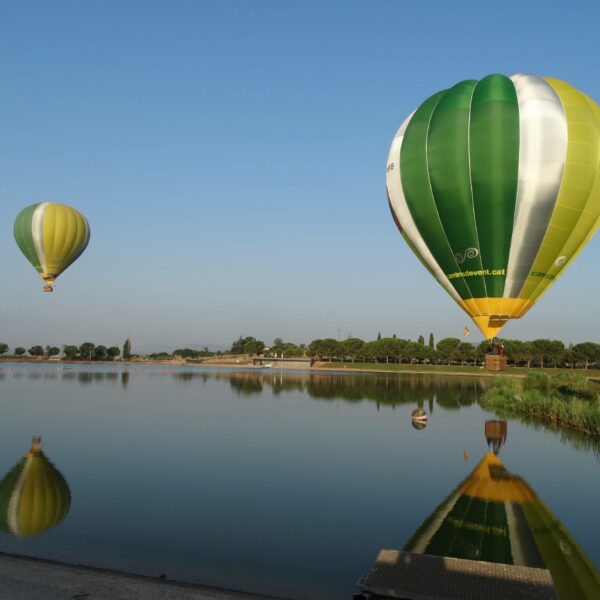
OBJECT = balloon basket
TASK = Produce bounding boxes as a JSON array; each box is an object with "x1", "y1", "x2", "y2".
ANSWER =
[{"x1": 485, "y1": 354, "x2": 507, "y2": 371}]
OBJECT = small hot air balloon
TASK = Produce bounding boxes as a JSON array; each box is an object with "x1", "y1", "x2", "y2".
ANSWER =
[
  {"x1": 14, "y1": 202, "x2": 90, "y2": 292},
  {"x1": 0, "y1": 437, "x2": 71, "y2": 537},
  {"x1": 387, "y1": 73, "x2": 600, "y2": 338}
]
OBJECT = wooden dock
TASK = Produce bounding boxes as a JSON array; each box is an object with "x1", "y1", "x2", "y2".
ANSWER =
[{"x1": 360, "y1": 550, "x2": 557, "y2": 600}]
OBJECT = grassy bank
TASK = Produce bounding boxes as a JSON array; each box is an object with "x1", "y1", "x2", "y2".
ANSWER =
[{"x1": 480, "y1": 372, "x2": 600, "y2": 439}]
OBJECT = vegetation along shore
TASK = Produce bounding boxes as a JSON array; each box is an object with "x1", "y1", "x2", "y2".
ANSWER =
[
  {"x1": 2, "y1": 334, "x2": 600, "y2": 371},
  {"x1": 480, "y1": 372, "x2": 600, "y2": 440}
]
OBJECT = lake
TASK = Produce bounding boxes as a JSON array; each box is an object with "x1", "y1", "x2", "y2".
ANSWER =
[{"x1": 0, "y1": 363, "x2": 598, "y2": 599}]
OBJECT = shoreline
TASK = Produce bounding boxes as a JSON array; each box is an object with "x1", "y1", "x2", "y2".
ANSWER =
[
  {"x1": 0, "y1": 551, "x2": 286, "y2": 600},
  {"x1": 0, "y1": 357, "x2": 524, "y2": 378},
  {"x1": 5, "y1": 356, "x2": 600, "y2": 380}
]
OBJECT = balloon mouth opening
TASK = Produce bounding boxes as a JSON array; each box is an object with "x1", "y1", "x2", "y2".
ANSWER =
[
  {"x1": 459, "y1": 298, "x2": 535, "y2": 339},
  {"x1": 30, "y1": 436, "x2": 42, "y2": 453},
  {"x1": 473, "y1": 316, "x2": 508, "y2": 340},
  {"x1": 42, "y1": 275, "x2": 55, "y2": 292}
]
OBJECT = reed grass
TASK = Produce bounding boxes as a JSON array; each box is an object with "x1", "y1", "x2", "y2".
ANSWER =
[{"x1": 480, "y1": 373, "x2": 600, "y2": 438}]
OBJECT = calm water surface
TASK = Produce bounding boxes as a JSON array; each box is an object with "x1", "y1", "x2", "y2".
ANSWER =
[{"x1": 0, "y1": 363, "x2": 598, "y2": 598}]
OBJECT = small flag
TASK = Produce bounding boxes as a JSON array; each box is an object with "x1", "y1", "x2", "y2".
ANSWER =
[{"x1": 463, "y1": 326, "x2": 470, "y2": 337}]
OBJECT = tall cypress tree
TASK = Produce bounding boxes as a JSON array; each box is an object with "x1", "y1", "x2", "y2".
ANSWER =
[
  {"x1": 429, "y1": 333, "x2": 434, "y2": 349},
  {"x1": 123, "y1": 338, "x2": 132, "y2": 360}
]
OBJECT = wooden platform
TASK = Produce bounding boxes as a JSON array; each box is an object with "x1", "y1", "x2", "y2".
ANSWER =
[{"x1": 361, "y1": 550, "x2": 556, "y2": 600}]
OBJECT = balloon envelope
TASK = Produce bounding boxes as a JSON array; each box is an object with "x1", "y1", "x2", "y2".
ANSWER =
[
  {"x1": 387, "y1": 73, "x2": 600, "y2": 338},
  {"x1": 14, "y1": 202, "x2": 90, "y2": 291}
]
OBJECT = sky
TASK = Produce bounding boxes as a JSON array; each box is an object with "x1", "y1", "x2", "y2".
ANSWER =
[{"x1": 1, "y1": 0, "x2": 600, "y2": 353}]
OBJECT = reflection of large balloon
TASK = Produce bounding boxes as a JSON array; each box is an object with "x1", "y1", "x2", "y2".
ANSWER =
[
  {"x1": 404, "y1": 452, "x2": 600, "y2": 598},
  {"x1": 14, "y1": 202, "x2": 90, "y2": 292},
  {"x1": 0, "y1": 437, "x2": 71, "y2": 537},
  {"x1": 387, "y1": 74, "x2": 600, "y2": 338},
  {"x1": 485, "y1": 420, "x2": 507, "y2": 455}
]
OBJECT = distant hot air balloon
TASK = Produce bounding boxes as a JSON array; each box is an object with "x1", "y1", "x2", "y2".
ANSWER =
[
  {"x1": 14, "y1": 202, "x2": 90, "y2": 292},
  {"x1": 387, "y1": 73, "x2": 600, "y2": 338},
  {"x1": 0, "y1": 437, "x2": 71, "y2": 537}
]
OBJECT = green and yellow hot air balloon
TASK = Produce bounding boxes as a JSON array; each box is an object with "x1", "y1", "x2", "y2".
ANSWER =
[
  {"x1": 387, "y1": 73, "x2": 600, "y2": 338},
  {"x1": 0, "y1": 437, "x2": 71, "y2": 537},
  {"x1": 14, "y1": 202, "x2": 90, "y2": 292}
]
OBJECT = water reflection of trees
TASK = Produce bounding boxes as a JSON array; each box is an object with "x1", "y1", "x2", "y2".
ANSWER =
[{"x1": 170, "y1": 371, "x2": 488, "y2": 409}]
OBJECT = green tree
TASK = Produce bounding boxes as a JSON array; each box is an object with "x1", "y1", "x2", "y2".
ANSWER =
[
  {"x1": 436, "y1": 338, "x2": 461, "y2": 363},
  {"x1": 230, "y1": 336, "x2": 245, "y2": 353},
  {"x1": 520, "y1": 341, "x2": 535, "y2": 368},
  {"x1": 418, "y1": 335, "x2": 425, "y2": 345},
  {"x1": 428, "y1": 333, "x2": 434, "y2": 349},
  {"x1": 79, "y1": 342, "x2": 95, "y2": 360},
  {"x1": 123, "y1": 338, "x2": 132, "y2": 360},
  {"x1": 272, "y1": 342, "x2": 304, "y2": 357},
  {"x1": 378, "y1": 338, "x2": 396, "y2": 363},
  {"x1": 377, "y1": 331, "x2": 382, "y2": 340},
  {"x1": 107, "y1": 346, "x2": 121, "y2": 361},
  {"x1": 243, "y1": 337, "x2": 265, "y2": 355},
  {"x1": 390, "y1": 338, "x2": 409, "y2": 362},
  {"x1": 45, "y1": 346, "x2": 60, "y2": 358},
  {"x1": 230, "y1": 336, "x2": 264, "y2": 355},
  {"x1": 368, "y1": 339, "x2": 388, "y2": 363},
  {"x1": 93, "y1": 345, "x2": 108, "y2": 360},
  {"x1": 63, "y1": 345, "x2": 79, "y2": 360},
  {"x1": 531, "y1": 339, "x2": 565, "y2": 368},
  {"x1": 28, "y1": 346, "x2": 44, "y2": 357},
  {"x1": 15, "y1": 347, "x2": 26, "y2": 356},
  {"x1": 341, "y1": 338, "x2": 365, "y2": 362},
  {"x1": 456, "y1": 342, "x2": 477, "y2": 365},
  {"x1": 307, "y1": 338, "x2": 340, "y2": 360},
  {"x1": 571, "y1": 342, "x2": 600, "y2": 370},
  {"x1": 0, "y1": 343, "x2": 8, "y2": 355}
]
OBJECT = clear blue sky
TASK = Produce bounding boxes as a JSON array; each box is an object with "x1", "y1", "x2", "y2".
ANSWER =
[{"x1": 1, "y1": 0, "x2": 599, "y2": 352}]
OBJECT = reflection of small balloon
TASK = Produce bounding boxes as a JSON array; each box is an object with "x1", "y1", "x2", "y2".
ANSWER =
[
  {"x1": 14, "y1": 202, "x2": 90, "y2": 292},
  {"x1": 387, "y1": 73, "x2": 600, "y2": 339},
  {"x1": 0, "y1": 437, "x2": 71, "y2": 537},
  {"x1": 411, "y1": 408, "x2": 428, "y2": 430}
]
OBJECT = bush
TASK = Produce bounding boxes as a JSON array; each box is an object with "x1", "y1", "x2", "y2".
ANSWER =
[
  {"x1": 523, "y1": 372, "x2": 550, "y2": 392},
  {"x1": 550, "y1": 372, "x2": 596, "y2": 400},
  {"x1": 480, "y1": 375, "x2": 600, "y2": 438}
]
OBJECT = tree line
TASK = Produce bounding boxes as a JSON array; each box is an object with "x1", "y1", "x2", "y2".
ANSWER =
[
  {"x1": 304, "y1": 336, "x2": 600, "y2": 369},
  {"x1": 4, "y1": 334, "x2": 600, "y2": 369},
  {"x1": 0, "y1": 338, "x2": 133, "y2": 361},
  {"x1": 195, "y1": 334, "x2": 600, "y2": 369}
]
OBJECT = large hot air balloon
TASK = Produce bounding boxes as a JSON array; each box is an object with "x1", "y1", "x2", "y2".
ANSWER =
[
  {"x1": 387, "y1": 73, "x2": 600, "y2": 338},
  {"x1": 0, "y1": 437, "x2": 71, "y2": 537},
  {"x1": 14, "y1": 202, "x2": 90, "y2": 292}
]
